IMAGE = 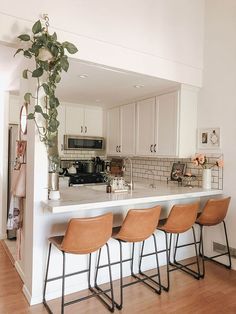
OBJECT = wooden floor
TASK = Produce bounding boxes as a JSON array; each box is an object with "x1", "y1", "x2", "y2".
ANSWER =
[{"x1": 1, "y1": 241, "x2": 236, "y2": 314}]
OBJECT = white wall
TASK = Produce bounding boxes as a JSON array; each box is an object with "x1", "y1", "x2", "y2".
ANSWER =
[
  {"x1": 0, "y1": 91, "x2": 9, "y2": 239},
  {"x1": 0, "y1": 0, "x2": 205, "y2": 86},
  {"x1": 198, "y1": 0, "x2": 236, "y2": 268}
]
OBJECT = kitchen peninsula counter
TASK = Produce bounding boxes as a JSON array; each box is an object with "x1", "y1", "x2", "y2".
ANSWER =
[{"x1": 43, "y1": 181, "x2": 223, "y2": 215}]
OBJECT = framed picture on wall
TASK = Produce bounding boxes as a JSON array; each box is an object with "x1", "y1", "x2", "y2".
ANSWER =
[{"x1": 198, "y1": 127, "x2": 220, "y2": 149}]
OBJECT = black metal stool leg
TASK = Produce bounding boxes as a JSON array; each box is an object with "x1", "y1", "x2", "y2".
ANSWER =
[
  {"x1": 192, "y1": 226, "x2": 201, "y2": 278},
  {"x1": 138, "y1": 241, "x2": 145, "y2": 273},
  {"x1": 152, "y1": 234, "x2": 161, "y2": 294},
  {"x1": 106, "y1": 243, "x2": 115, "y2": 312},
  {"x1": 61, "y1": 251, "x2": 66, "y2": 314},
  {"x1": 88, "y1": 253, "x2": 92, "y2": 289},
  {"x1": 94, "y1": 249, "x2": 101, "y2": 288},
  {"x1": 131, "y1": 242, "x2": 135, "y2": 276},
  {"x1": 223, "y1": 221, "x2": 232, "y2": 269},
  {"x1": 199, "y1": 225, "x2": 205, "y2": 278},
  {"x1": 43, "y1": 243, "x2": 52, "y2": 314},
  {"x1": 199, "y1": 221, "x2": 231, "y2": 272},
  {"x1": 117, "y1": 240, "x2": 123, "y2": 310}
]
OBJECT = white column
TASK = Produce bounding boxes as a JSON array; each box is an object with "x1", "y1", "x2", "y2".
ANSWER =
[{"x1": 0, "y1": 89, "x2": 9, "y2": 239}]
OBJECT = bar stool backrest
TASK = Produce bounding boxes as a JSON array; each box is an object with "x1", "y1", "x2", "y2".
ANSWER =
[
  {"x1": 61, "y1": 212, "x2": 113, "y2": 254},
  {"x1": 197, "y1": 197, "x2": 231, "y2": 226},
  {"x1": 163, "y1": 202, "x2": 199, "y2": 233},
  {"x1": 115, "y1": 206, "x2": 161, "y2": 242}
]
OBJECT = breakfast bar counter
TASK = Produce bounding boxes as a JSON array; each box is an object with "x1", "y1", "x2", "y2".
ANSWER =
[{"x1": 43, "y1": 181, "x2": 223, "y2": 215}]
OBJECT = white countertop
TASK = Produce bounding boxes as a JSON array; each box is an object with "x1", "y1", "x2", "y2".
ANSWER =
[{"x1": 43, "y1": 181, "x2": 223, "y2": 214}]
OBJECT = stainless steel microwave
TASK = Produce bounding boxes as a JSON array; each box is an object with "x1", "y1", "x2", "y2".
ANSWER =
[{"x1": 64, "y1": 135, "x2": 105, "y2": 150}]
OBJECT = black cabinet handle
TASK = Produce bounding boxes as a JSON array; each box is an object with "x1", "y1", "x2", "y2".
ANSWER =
[
  {"x1": 150, "y1": 144, "x2": 153, "y2": 153},
  {"x1": 81, "y1": 126, "x2": 83, "y2": 133},
  {"x1": 85, "y1": 126, "x2": 87, "y2": 133},
  {"x1": 116, "y1": 146, "x2": 118, "y2": 152},
  {"x1": 154, "y1": 144, "x2": 157, "y2": 153},
  {"x1": 119, "y1": 145, "x2": 121, "y2": 152}
]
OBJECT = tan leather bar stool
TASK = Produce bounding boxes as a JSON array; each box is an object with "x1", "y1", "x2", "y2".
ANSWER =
[
  {"x1": 196, "y1": 197, "x2": 231, "y2": 278},
  {"x1": 111, "y1": 206, "x2": 162, "y2": 310},
  {"x1": 43, "y1": 212, "x2": 114, "y2": 314},
  {"x1": 156, "y1": 202, "x2": 200, "y2": 291}
]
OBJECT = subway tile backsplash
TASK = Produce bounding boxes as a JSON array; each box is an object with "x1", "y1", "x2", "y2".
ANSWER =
[{"x1": 122, "y1": 156, "x2": 223, "y2": 190}]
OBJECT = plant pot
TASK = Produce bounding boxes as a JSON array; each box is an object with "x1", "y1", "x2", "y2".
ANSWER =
[
  {"x1": 202, "y1": 169, "x2": 211, "y2": 189},
  {"x1": 48, "y1": 190, "x2": 60, "y2": 200},
  {"x1": 48, "y1": 172, "x2": 59, "y2": 191}
]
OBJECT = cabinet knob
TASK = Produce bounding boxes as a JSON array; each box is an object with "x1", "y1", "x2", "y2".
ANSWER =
[
  {"x1": 154, "y1": 144, "x2": 157, "y2": 153},
  {"x1": 150, "y1": 144, "x2": 153, "y2": 153}
]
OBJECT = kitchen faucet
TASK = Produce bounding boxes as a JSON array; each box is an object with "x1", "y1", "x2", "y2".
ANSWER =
[{"x1": 123, "y1": 157, "x2": 134, "y2": 191}]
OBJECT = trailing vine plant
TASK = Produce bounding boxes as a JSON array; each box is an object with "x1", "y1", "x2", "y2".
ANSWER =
[{"x1": 15, "y1": 15, "x2": 78, "y2": 173}]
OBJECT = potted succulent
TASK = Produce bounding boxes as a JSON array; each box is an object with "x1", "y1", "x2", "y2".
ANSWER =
[{"x1": 15, "y1": 15, "x2": 78, "y2": 199}]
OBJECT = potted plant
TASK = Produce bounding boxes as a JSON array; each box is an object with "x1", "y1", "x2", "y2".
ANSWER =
[{"x1": 15, "y1": 15, "x2": 78, "y2": 199}]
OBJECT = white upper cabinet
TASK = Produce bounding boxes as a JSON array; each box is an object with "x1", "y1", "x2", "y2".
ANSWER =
[
  {"x1": 136, "y1": 88, "x2": 197, "y2": 158},
  {"x1": 65, "y1": 104, "x2": 103, "y2": 137},
  {"x1": 106, "y1": 85, "x2": 198, "y2": 158},
  {"x1": 156, "y1": 92, "x2": 178, "y2": 156},
  {"x1": 120, "y1": 103, "x2": 136, "y2": 155},
  {"x1": 57, "y1": 103, "x2": 66, "y2": 154},
  {"x1": 136, "y1": 97, "x2": 157, "y2": 156},
  {"x1": 107, "y1": 103, "x2": 136, "y2": 156},
  {"x1": 107, "y1": 107, "x2": 120, "y2": 155}
]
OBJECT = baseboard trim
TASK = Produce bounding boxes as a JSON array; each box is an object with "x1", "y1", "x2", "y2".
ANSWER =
[
  {"x1": 15, "y1": 260, "x2": 25, "y2": 283},
  {"x1": 0, "y1": 233, "x2": 7, "y2": 240},
  {"x1": 22, "y1": 284, "x2": 32, "y2": 305}
]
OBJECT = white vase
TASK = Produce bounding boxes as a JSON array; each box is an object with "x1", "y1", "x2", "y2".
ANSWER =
[{"x1": 202, "y1": 169, "x2": 212, "y2": 189}]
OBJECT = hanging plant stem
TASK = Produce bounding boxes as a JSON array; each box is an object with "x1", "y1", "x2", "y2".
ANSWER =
[{"x1": 15, "y1": 16, "x2": 78, "y2": 173}]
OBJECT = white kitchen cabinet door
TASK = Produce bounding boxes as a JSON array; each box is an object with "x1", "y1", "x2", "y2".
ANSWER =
[
  {"x1": 157, "y1": 92, "x2": 178, "y2": 156},
  {"x1": 136, "y1": 97, "x2": 156, "y2": 156},
  {"x1": 84, "y1": 107, "x2": 103, "y2": 137},
  {"x1": 107, "y1": 107, "x2": 120, "y2": 155},
  {"x1": 120, "y1": 103, "x2": 136, "y2": 155},
  {"x1": 65, "y1": 104, "x2": 84, "y2": 135}
]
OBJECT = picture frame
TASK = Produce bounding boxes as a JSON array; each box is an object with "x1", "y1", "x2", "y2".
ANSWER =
[
  {"x1": 170, "y1": 162, "x2": 186, "y2": 181},
  {"x1": 198, "y1": 127, "x2": 220, "y2": 149}
]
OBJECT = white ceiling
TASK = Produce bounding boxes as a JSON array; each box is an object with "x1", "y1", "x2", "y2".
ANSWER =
[{"x1": 0, "y1": 45, "x2": 179, "y2": 108}]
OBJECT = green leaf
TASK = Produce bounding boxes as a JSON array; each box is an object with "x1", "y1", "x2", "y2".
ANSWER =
[
  {"x1": 32, "y1": 20, "x2": 42, "y2": 34},
  {"x1": 51, "y1": 32, "x2": 57, "y2": 41},
  {"x1": 32, "y1": 67, "x2": 43, "y2": 77},
  {"x1": 42, "y1": 113, "x2": 49, "y2": 120},
  {"x1": 27, "y1": 113, "x2": 35, "y2": 120},
  {"x1": 14, "y1": 48, "x2": 23, "y2": 57},
  {"x1": 42, "y1": 83, "x2": 50, "y2": 95},
  {"x1": 23, "y1": 69, "x2": 28, "y2": 79},
  {"x1": 24, "y1": 93, "x2": 31, "y2": 102},
  {"x1": 55, "y1": 74, "x2": 61, "y2": 83},
  {"x1": 18, "y1": 34, "x2": 30, "y2": 41},
  {"x1": 60, "y1": 56, "x2": 69, "y2": 72},
  {"x1": 34, "y1": 105, "x2": 43, "y2": 113},
  {"x1": 62, "y1": 41, "x2": 78, "y2": 54},
  {"x1": 23, "y1": 50, "x2": 32, "y2": 58}
]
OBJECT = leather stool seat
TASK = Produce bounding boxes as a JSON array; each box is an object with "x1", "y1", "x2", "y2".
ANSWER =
[
  {"x1": 157, "y1": 202, "x2": 201, "y2": 291},
  {"x1": 43, "y1": 212, "x2": 115, "y2": 314},
  {"x1": 196, "y1": 197, "x2": 231, "y2": 277},
  {"x1": 111, "y1": 206, "x2": 162, "y2": 310}
]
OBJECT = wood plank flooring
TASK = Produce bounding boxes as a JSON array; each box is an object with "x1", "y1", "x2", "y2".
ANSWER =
[{"x1": 1, "y1": 241, "x2": 236, "y2": 314}]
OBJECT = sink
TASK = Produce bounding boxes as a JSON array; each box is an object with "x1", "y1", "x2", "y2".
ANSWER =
[{"x1": 86, "y1": 185, "x2": 107, "y2": 192}]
